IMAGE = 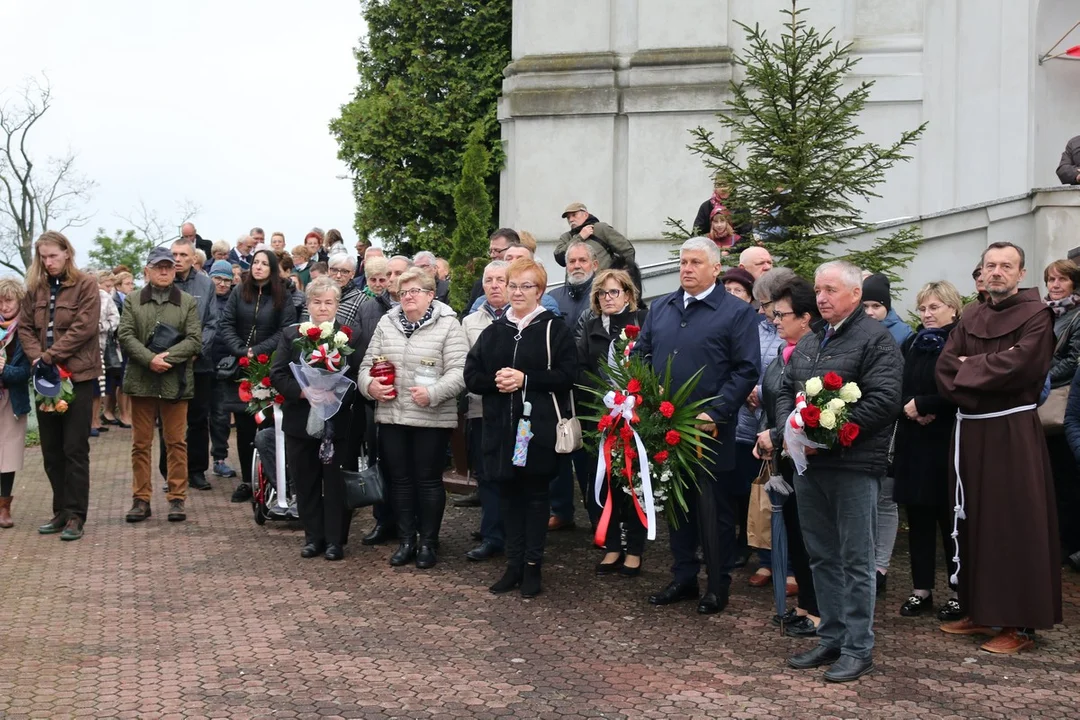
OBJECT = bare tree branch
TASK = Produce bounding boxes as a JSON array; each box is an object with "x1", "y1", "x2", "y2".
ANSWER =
[{"x1": 118, "y1": 199, "x2": 200, "y2": 248}]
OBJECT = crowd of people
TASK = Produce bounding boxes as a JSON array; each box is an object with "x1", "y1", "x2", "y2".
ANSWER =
[{"x1": 0, "y1": 200, "x2": 1074, "y2": 683}]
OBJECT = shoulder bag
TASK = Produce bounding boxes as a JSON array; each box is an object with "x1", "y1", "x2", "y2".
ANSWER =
[
  {"x1": 1038, "y1": 311, "x2": 1080, "y2": 433},
  {"x1": 343, "y1": 438, "x2": 386, "y2": 509},
  {"x1": 216, "y1": 295, "x2": 260, "y2": 382},
  {"x1": 546, "y1": 319, "x2": 582, "y2": 454}
]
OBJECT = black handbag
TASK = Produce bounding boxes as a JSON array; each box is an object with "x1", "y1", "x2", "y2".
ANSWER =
[
  {"x1": 146, "y1": 321, "x2": 183, "y2": 353},
  {"x1": 216, "y1": 356, "x2": 240, "y2": 381},
  {"x1": 342, "y1": 462, "x2": 386, "y2": 510}
]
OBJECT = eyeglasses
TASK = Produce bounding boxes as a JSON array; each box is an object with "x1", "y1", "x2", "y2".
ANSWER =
[
  {"x1": 507, "y1": 283, "x2": 538, "y2": 292},
  {"x1": 212, "y1": 277, "x2": 233, "y2": 283},
  {"x1": 328, "y1": 268, "x2": 352, "y2": 276},
  {"x1": 400, "y1": 287, "x2": 432, "y2": 297},
  {"x1": 598, "y1": 288, "x2": 623, "y2": 299},
  {"x1": 488, "y1": 246, "x2": 509, "y2": 257},
  {"x1": 772, "y1": 310, "x2": 797, "y2": 320}
]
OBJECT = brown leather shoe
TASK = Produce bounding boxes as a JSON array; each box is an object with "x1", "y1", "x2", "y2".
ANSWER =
[
  {"x1": 785, "y1": 579, "x2": 799, "y2": 597},
  {"x1": 547, "y1": 516, "x2": 575, "y2": 531},
  {"x1": 0, "y1": 496, "x2": 12, "y2": 529},
  {"x1": 748, "y1": 569, "x2": 772, "y2": 587},
  {"x1": 980, "y1": 628, "x2": 1035, "y2": 654},
  {"x1": 940, "y1": 617, "x2": 994, "y2": 635}
]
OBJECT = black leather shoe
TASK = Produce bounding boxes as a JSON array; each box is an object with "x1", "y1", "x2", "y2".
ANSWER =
[
  {"x1": 452, "y1": 491, "x2": 481, "y2": 508},
  {"x1": 733, "y1": 548, "x2": 750, "y2": 569},
  {"x1": 230, "y1": 483, "x2": 253, "y2": 503},
  {"x1": 824, "y1": 655, "x2": 874, "y2": 683},
  {"x1": 1067, "y1": 549, "x2": 1080, "y2": 572},
  {"x1": 470, "y1": 530, "x2": 483, "y2": 542},
  {"x1": 38, "y1": 514, "x2": 67, "y2": 534},
  {"x1": 785, "y1": 615, "x2": 819, "y2": 637},
  {"x1": 618, "y1": 557, "x2": 643, "y2": 578},
  {"x1": 936, "y1": 597, "x2": 964, "y2": 622},
  {"x1": 696, "y1": 591, "x2": 729, "y2": 615},
  {"x1": 788, "y1": 645, "x2": 842, "y2": 670},
  {"x1": 301, "y1": 542, "x2": 325, "y2": 559},
  {"x1": 324, "y1": 544, "x2": 344, "y2": 561},
  {"x1": 595, "y1": 552, "x2": 625, "y2": 576},
  {"x1": 389, "y1": 541, "x2": 416, "y2": 566},
  {"x1": 489, "y1": 565, "x2": 523, "y2": 594},
  {"x1": 648, "y1": 581, "x2": 698, "y2": 606},
  {"x1": 189, "y1": 472, "x2": 212, "y2": 491},
  {"x1": 876, "y1": 570, "x2": 887, "y2": 597},
  {"x1": 415, "y1": 545, "x2": 437, "y2": 569},
  {"x1": 466, "y1": 541, "x2": 502, "y2": 561},
  {"x1": 361, "y1": 524, "x2": 395, "y2": 546},
  {"x1": 900, "y1": 593, "x2": 934, "y2": 617},
  {"x1": 772, "y1": 608, "x2": 798, "y2": 626}
]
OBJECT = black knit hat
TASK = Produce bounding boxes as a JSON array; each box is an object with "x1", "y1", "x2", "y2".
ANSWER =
[{"x1": 861, "y1": 273, "x2": 892, "y2": 311}]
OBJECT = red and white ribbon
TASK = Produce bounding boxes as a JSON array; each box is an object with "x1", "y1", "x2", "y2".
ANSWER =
[
  {"x1": 309, "y1": 343, "x2": 342, "y2": 372},
  {"x1": 593, "y1": 390, "x2": 656, "y2": 543}
]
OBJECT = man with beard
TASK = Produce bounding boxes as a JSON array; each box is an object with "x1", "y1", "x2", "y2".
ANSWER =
[
  {"x1": 555, "y1": 203, "x2": 635, "y2": 272},
  {"x1": 549, "y1": 241, "x2": 599, "y2": 335},
  {"x1": 936, "y1": 241, "x2": 1061, "y2": 654}
]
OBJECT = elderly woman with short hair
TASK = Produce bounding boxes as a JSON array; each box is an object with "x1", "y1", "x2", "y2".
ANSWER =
[
  {"x1": 315, "y1": 253, "x2": 365, "y2": 328},
  {"x1": 361, "y1": 256, "x2": 390, "y2": 301},
  {"x1": 465, "y1": 258, "x2": 578, "y2": 597},
  {"x1": 358, "y1": 267, "x2": 469, "y2": 569},
  {"x1": 211, "y1": 240, "x2": 231, "y2": 263},
  {"x1": 271, "y1": 277, "x2": 363, "y2": 561}
]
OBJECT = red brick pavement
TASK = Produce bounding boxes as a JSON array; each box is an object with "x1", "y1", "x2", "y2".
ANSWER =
[{"x1": 1, "y1": 428, "x2": 1078, "y2": 719}]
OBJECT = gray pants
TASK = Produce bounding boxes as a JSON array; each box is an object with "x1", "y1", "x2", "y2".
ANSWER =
[
  {"x1": 796, "y1": 470, "x2": 880, "y2": 660},
  {"x1": 209, "y1": 377, "x2": 232, "y2": 462},
  {"x1": 875, "y1": 475, "x2": 898, "y2": 571}
]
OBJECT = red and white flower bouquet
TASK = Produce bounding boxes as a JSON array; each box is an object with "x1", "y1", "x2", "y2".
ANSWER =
[
  {"x1": 784, "y1": 371, "x2": 863, "y2": 474},
  {"x1": 237, "y1": 353, "x2": 283, "y2": 425}
]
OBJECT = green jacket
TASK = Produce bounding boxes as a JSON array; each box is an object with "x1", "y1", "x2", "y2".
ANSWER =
[
  {"x1": 554, "y1": 219, "x2": 636, "y2": 271},
  {"x1": 119, "y1": 284, "x2": 203, "y2": 400}
]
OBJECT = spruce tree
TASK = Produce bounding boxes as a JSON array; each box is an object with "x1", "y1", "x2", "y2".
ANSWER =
[
  {"x1": 448, "y1": 123, "x2": 493, "y2": 312},
  {"x1": 672, "y1": 0, "x2": 926, "y2": 281}
]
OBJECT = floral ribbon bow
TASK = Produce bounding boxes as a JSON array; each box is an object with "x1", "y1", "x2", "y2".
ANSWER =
[
  {"x1": 593, "y1": 390, "x2": 657, "y2": 541},
  {"x1": 309, "y1": 343, "x2": 342, "y2": 372},
  {"x1": 788, "y1": 392, "x2": 809, "y2": 429}
]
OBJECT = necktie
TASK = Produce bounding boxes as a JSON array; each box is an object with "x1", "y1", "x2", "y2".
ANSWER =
[{"x1": 820, "y1": 327, "x2": 835, "y2": 349}]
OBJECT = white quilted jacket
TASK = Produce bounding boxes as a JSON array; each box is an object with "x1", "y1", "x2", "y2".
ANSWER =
[{"x1": 357, "y1": 300, "x2": 468, "y2": 428}]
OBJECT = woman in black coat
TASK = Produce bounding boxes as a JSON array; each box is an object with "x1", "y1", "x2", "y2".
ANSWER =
[
  {"x1": 892, "y1": 281, "x2": 963, "y2": 621},
  {"x1": 221, "y1": 249, "x2": 297, "y2": 501},
  {"x1": 464, "y1": 258, "x2": 577, "y2": 598},
  {"x1": 270, "y1": 277, "x2": 361, "y2": 561},
  {"x1": 576, "y1": 269, "x2": 649, "y2": 576}
]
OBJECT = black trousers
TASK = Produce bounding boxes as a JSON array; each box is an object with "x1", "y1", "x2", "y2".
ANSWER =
[
  {"x1": 236, "y1": 412, "x2": 259, "y2": 486},
  {"x1": 159, "y1": 371, "x2": 212, "y2": 477},
  {"x1": 1047, "y1": 434, "x2": 1080, "y2": 556},
  {"x1": 779, "y1": 460, "x2": 819, "y2": 616},
  {"x1": 379, "y1": 424, "x2": 450, "y2": 544},
  {"x1": 670, "y1": 462, "x2": 738, "y2": 595},
  {"x1": 600, "y1": 477, "x2": 646, "y2": 556},
  {"x1": 287, "y1": 433, "x2": 348, "y2": 547},
  {"x1": 38, "y1": 379, "x2": 94, "y2": 522},
  {"x1": 500, "y1": 470, "x2": 551, "y2": 566},
  {"x1": 906, "y1": 502, "x2": 957, "y2": 592}
]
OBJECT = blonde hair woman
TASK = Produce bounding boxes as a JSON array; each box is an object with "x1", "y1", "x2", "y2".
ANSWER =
[
  {"x1": 18, "y1": 231, "x2": 102, "y2": 541},
  {"x1": 0, "y1": 278, "x2": 31, "y2": 529}
]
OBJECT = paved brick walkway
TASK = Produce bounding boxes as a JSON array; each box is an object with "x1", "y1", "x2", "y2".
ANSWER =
[{"x1": 1, "y1": 428, "x2": 1078, "y2": 719}]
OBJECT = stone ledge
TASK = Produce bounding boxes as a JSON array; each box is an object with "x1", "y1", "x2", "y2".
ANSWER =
[
  {"x1": 505, "y1": 52, "x2": 618, "y2": 78},
  {"x1": 629, "y1": 46, "x2": 733, "y2": 68}
]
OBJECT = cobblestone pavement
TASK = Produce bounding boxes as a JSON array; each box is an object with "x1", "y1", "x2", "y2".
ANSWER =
[{"x1": 1, "y1": 428, "x2": 1078, "y2": 719}]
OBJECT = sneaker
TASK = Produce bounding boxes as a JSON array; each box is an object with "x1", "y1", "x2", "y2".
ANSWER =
[
  {"x1": 167, "y1": 499, "x2": 186, "y2": 522},
  {"x1": 126, "y1": 499, "x2": 152, "y2": 523},
  {"x1": 213, "y1": 461, "x2": 238, "y2": 478},
  {"x1": 937, "y1": 598, "x2": 964, "y2": 622},
  {"x1": 231, "y1": 483, "x2": 253, "y2": 503},
  {"x1": 59, "y1": 517, "x2": 84, "y2": 541}
]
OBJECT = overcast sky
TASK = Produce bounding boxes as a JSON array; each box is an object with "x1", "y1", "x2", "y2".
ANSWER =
[{"x1": 0, "y1": 0, "x2": 366, "y2": 268}]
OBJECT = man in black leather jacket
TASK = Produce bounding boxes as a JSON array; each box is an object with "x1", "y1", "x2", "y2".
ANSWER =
[{"x1": 775, "y1": 260, "x2": 902, "y2": 683}]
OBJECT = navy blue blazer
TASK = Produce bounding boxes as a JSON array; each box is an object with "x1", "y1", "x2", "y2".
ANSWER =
[{"x1": 635, "y1": 283, "x2": 761, "y2": 471}]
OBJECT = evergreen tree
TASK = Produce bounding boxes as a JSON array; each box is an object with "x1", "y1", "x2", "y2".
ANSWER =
[
  {"x1": 329, "y1": 0, "x2": 511, "y2": 255},
  {"x1": 448, "y1": 123, "x2": 493, "y2": 312},
  {"x1": 672, "y1": 0, "x2": 926, "y2": 281},
  {"x1": 88, "y1": 228, "x2": 152, "y2": 279}
]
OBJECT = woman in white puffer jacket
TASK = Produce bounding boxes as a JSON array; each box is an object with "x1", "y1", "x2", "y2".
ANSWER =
[{"x1": 358, "y1": 268, "x2": 468, "y2": 570}]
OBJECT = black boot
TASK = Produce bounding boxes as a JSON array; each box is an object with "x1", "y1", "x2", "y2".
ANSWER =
[
  {"x1": 489, "y1": 564, "x2": 523, "y2": 594},
  {"x1": 416, "y1": 545, "x2": 437, "y2": 569},
  {"x1": 520, "y1": 562, "x2": 542, "y2": 598},
  {"x1": 389, "y1": 540, "x2": 417, "y2": 567}
]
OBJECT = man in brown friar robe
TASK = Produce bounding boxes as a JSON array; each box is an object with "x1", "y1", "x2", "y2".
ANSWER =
[{"x1": 936, "y1": 241, "x2": 1062, "y2": 654}]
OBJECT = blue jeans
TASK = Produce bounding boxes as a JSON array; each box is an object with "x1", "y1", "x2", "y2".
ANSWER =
[
  {"x1": 796, "y1": 470, "x2": 880, "y2": 660},
  {"x1": 468, "y1": 418, "x2": 503, "y2": 548}
]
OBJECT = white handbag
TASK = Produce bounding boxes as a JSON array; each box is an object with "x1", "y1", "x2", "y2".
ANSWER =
[{"x1": 546, "y1": 320, "x2": 582, "y2": 454}]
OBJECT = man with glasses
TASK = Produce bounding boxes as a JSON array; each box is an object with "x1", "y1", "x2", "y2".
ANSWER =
[
  {"x1": 227, "y1": 234, "x2": 255, "y2": 272},
  {"x1": 207, "y1": 261, "x2": 239, "y2": 480},
  {"x1": 466, "y1": 228, "x2": 521, "y2": 311}
]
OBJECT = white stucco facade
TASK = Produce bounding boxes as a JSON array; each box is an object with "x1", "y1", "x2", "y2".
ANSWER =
[{"x1": 500, "y1": 0, "x2": 1080, "y2": 285}]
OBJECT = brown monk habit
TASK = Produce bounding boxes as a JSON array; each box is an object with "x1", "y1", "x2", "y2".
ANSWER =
[{"x1": 936, "y1": 288, "x2": 1062, "y2": 629}]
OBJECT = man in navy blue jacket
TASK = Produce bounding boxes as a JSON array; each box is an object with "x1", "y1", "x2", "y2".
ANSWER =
[{"x1": 635, "y1": 237, "x2": 761, "y2": 614}]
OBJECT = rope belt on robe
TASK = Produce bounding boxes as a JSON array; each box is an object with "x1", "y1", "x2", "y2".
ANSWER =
[{"x1": 950, "y1": 403, "x2": 1037, "y2": 585}]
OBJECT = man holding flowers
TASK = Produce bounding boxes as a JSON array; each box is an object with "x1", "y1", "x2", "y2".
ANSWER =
[
  {"x1": 775, "y1": 260, "x2": 902, "y2": 682},
  {"x1": 635, "y1": 237, "x2": 761, "y2": 615}
]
